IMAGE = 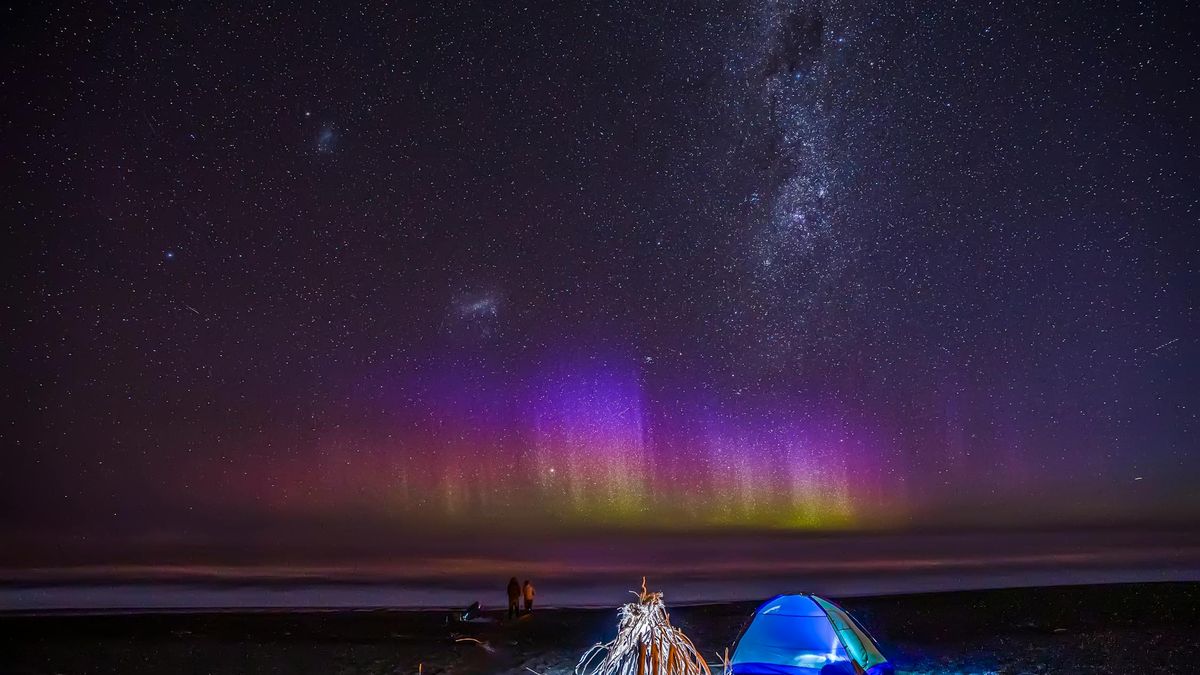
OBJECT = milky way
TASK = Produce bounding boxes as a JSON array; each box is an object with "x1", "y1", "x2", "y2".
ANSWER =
[{"x1": 2, "y1": 0, "x2": 1196, "y2": 562}]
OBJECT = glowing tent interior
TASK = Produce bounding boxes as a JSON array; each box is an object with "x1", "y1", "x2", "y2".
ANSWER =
[{"x1": 729, "y1": 594, "x2": 894, "y2": 675}]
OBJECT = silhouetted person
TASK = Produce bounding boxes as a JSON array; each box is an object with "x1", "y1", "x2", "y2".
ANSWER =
[
  {"x1": 522, "y1": 579, "x2": 535, "y2": 613},
  {"x1": 507, "y1": 576, "x2": 521, "y2": 619}
]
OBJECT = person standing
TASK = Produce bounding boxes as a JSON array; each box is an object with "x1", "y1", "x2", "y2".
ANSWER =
[
  {"x1": 506, "y1": 577, "x2": 521, "y2": 619},
  {"x1": 522, "y1": 579, "x2": 536, "y2": 614}
]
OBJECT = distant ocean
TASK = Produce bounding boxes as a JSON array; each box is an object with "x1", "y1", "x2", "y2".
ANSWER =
[
  {"x1": 5, "y1": 567, "x2": 1200, "y2": 614},
  {"x1": 5, "y1": 529, "x2": 1199, "y2": 613}
]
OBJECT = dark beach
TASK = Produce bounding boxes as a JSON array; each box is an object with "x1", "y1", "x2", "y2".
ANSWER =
[{"x1": 3, "y1": 582, "x2": 1197, "y2": 675}]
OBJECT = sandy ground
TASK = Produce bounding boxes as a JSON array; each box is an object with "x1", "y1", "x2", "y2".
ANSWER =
[{"x1": 2, "y1": 582, "x2": 1197, "y2": 674}]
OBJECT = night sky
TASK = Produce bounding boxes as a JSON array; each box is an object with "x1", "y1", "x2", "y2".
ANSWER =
[{"x1": 3, "y1": 0, "x2": 1197, "y2": 568}]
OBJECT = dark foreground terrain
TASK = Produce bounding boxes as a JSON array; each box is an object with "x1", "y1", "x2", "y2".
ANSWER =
[{"x1": 2, "y1": 583, "x2": 1197, "y2": 674}]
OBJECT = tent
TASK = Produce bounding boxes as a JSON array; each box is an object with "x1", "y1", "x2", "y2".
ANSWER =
[{"x1": 728, "y1": 594, "x2": 895, "y2": 675}]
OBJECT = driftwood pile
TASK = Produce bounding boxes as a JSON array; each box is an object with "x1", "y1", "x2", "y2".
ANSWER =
[{"x1": 575, "y1": 579, "x2": 714, "y2": 675}]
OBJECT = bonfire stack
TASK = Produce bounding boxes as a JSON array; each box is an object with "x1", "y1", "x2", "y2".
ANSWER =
[{"x1": 576, "y1": 579, "x2": 712, "y2": 675}]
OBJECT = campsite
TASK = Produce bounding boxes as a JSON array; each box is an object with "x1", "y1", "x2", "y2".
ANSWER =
[{"x1": 3, "y1": 582, "x2": 1198, "y2": 674}]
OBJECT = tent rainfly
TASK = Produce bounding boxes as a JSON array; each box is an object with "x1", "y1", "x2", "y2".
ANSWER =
[{"x1": 728, "y1": 594, "x2": 895, "y2": 675}]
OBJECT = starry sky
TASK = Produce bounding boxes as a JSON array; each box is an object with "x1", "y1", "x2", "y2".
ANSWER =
[{"x1": 2, "y1": 0, "x2": 1197, "y2": 568}]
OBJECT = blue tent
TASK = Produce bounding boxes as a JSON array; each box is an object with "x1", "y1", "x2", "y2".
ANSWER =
[{"x1": 729, "y1": 594, "x2": 895, "y2": 675}]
